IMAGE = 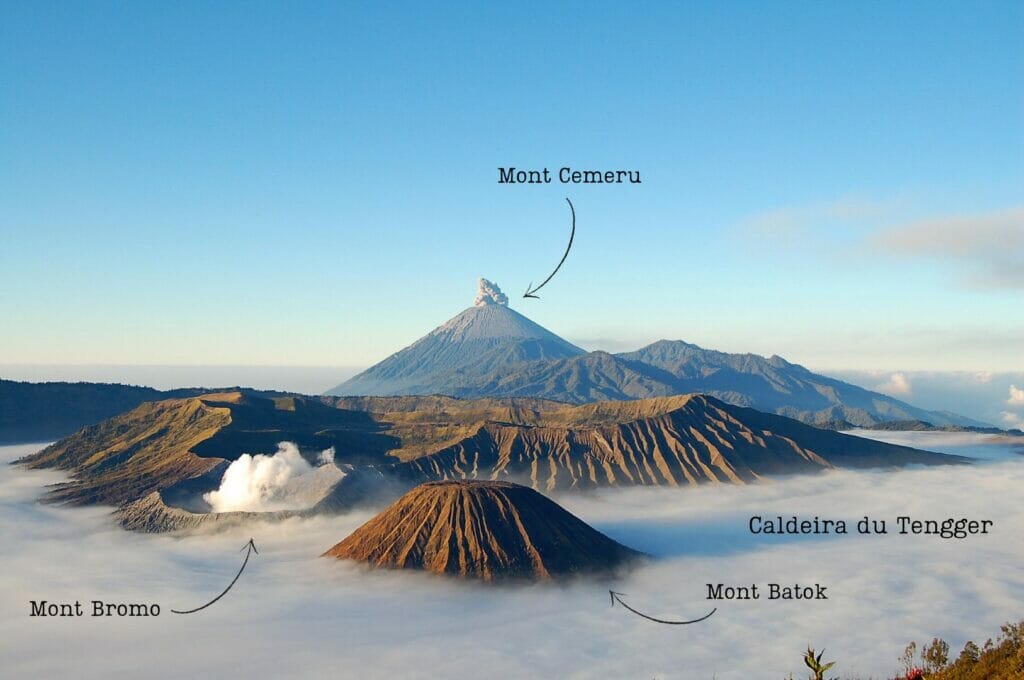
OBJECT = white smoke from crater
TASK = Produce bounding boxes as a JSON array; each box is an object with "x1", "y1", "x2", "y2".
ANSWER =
[
  {"x1": 203, "y1": 441, "x2": 333, "y2": 513},
  {"x1": 474, "y1": 278, "x2": 508, "y2": 306}
]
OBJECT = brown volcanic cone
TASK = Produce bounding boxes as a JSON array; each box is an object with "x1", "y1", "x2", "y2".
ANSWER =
[{"x1": 322, "y1": 480, "x2": 642, "y2": 581}]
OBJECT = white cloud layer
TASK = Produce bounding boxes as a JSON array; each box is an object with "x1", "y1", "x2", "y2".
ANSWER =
[
  {"x1": 1007, "y1": 384, "x2": 1024, "y2": 406},
  {"x1": 972, "y1": 371, "x2": 994, "y2": 384},
  {"x1": 827, "y1": 370, "x2": 1024, "y2": 426},
  {"x1": 874, "y1": 371, "x2": 912, "y2": 396},
  {"x1": 3, "y1": 434, "x2": 1023, "y2": 679},
  {"x1": 1001, "y1": 412, "x2": 1023, "y2": 429}
]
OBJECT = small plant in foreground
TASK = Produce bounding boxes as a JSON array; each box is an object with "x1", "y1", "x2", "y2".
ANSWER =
[
  {"x1": 900, "y1": 642, "x2": 918, "y2": 677},
  {"x1": 922, "y1": 637, "x2": 950, "y2": 674},
  {"x1": 803, "y1": 646, "x2": 836, "y2": 680}
]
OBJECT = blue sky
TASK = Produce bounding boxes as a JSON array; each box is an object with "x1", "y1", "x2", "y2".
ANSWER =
[{"x1": 2, "y1": 1, "x2": 1021, "y2": 373}]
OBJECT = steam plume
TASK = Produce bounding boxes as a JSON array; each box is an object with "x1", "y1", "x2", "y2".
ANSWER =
[
  {"x1": 203, "y1": 441, "x2": 334, "y2": 513},
  {"x1": 474, "y1": 278, "x2": 508, "y2": 306}
]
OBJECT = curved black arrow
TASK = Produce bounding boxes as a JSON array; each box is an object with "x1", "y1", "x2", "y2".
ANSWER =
[
  {"x1": 171, "y1": 539, "x2": 258, "y2": 614},
  {"x1": 609, "y1": 590, "x2": 717, "y2": 625},
  {"x1": 523, "y1": 197, "x2": 575, "y2": 299}
]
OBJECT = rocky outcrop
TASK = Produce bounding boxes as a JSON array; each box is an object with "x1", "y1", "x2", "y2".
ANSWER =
[
  {"x1": 115, "y1": 491, "x2": 301, "y2": 532},
  {"x1": 18, "y1": 397, "x2": 232, "y2": 506}
]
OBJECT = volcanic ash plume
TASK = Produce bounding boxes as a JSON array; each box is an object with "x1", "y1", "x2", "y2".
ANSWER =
[
  {"x1": 474, "y1": 278, "x2": 508, "y2": 306},
  {"x1": 203, "y1": 441, "x2": 335, "y2": 513}
]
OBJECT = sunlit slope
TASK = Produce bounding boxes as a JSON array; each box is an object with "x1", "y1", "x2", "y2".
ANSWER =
[
  {"x1": 17, "y1": 392, "x2": 392, "y2": 505},
  {"x1": 20, "y1": 392, "x2": 964, "y2": 511},
  {"x1": 323, "y1": 480, "x2": 642, "y2": 580},
  {"x1": 385, "y1": 394, "x2": 964, "y2": 490}
]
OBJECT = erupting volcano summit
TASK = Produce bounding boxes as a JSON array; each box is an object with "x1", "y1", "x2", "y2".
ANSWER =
[{"x1": 326, "y1": 279, "x2": 584, "y2": 396}]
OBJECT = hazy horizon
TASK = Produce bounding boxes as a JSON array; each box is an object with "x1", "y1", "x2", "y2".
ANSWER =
[
  {"x1": 4, "y1": 360, "x2": 1023, "y2": 427},
  {"x1": 0, "y1": 364, "x2": 362, "y2": 397}
]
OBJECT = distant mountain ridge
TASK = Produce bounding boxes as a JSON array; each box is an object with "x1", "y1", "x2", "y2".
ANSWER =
[
  {"x1": 0, "y1": 379, "x2": 285, "y2": 444},
  {"x1": 19, "y1": 392, "x2": 964, "y2": 532},
  {"x1": 326, "y1": 282, "x2": 985, "y2": 428},
  {"x1": 0, "y1": 380, "x2": 206, "y2": 444},
  {"x1": 618, "y1": 340, "x2": 987, "y2": 427}
]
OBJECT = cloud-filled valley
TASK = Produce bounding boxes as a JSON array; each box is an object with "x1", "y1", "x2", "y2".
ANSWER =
[{"x1": 2, "y1": 432, "x2": 1022, "y2": 679}]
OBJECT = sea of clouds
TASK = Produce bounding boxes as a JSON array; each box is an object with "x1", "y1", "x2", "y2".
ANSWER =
[
  {"x1": 831, "y1": 369, "x2": 1024, "y2": 429},
  {"x1": 2, "y1": 432, "x2": 1022, "y2": 679}
]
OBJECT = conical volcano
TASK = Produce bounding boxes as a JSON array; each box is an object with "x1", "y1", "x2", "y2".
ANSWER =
[
  {"x1": 322, "y1": 480, "x2": 642, "y2": 581},
  {"x1": 327, "y1": 278, "x2": 584, "y2": 396}
]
